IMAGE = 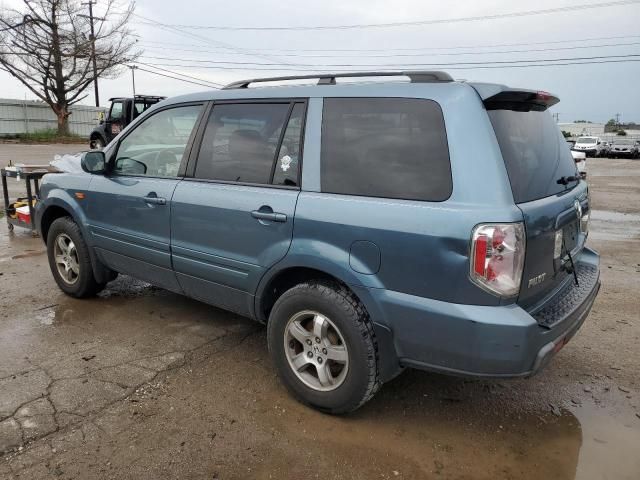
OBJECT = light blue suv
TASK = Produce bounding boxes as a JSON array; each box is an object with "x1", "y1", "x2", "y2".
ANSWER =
[{"x1": 36, "y1": 71, "x2": 600, "y2": 413}]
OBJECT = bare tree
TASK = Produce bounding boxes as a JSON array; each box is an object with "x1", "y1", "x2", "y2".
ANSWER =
[{"x1": 0, "y1": 0, "x2": 140, "y2": 135}]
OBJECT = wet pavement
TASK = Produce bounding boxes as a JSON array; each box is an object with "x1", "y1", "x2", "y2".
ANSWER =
[{"x1": 0, "y1": 154, "x2": 639, "y2": 479}]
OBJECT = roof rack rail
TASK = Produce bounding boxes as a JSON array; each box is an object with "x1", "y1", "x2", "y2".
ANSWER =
[{"x1": 223, "y1": 71, "x2": 453, "y2": 89}]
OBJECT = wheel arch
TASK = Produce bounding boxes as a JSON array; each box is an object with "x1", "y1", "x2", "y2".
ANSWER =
[
  {"x1": 256, "y1": 262, "x2": 402, "y2": 383},
  {"x1": 38, "y1": 197, "x2": 114, "y2": 284}
]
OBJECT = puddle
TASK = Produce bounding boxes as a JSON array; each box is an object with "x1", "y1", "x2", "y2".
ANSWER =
[
  {"x1": 571, "y1": 400, "x2": 640, "y2": 480},
  {"x1": 589, "y1": 210, "x2": 640, "y2": 241}
]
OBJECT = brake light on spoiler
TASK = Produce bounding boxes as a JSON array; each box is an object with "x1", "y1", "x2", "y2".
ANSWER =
[
  {"x1": 470, "y1": 223, "x2": 526, "y2": 297},
  {"x1": 483, "y1": 89, "x2": 560, "y2": 112}
]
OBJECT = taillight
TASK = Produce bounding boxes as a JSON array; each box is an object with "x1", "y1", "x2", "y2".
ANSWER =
[{"x1": 470, "y1": 223, "x2": 525, "y2": 297}]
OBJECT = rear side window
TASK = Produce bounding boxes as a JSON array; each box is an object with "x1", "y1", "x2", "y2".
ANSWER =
[
  {"x1": 488, "y1": 109, "x2": 577, "y2": 203},
  {"x1": 321, "y1": 98, "x2": 451, "y2": 201},
  {"x1": 195, "y1": 103, "x2": 291, "y2": 184}
]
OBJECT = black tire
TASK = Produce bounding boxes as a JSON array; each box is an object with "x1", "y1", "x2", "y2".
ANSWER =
[
  {"x1": 89, "y1": 137, "x2": 104, "y2": 150},
  {"x1": 267, "y1": 281, "x2": 380, "y2": 414},
  {"x1": 46, "y1": 216, "x2": 106, "y2": 297}
]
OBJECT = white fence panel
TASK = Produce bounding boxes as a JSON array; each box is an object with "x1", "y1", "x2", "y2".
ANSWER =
[{"x1": 0, "y1": 98, "x2": 105, "y2": 137}]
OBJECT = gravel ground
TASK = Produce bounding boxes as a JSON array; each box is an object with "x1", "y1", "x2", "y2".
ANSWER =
[{"x1": 0, "y1": 149, "x2": 638, "y2": 480}]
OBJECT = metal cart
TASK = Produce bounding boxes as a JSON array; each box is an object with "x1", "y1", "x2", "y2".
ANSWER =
[{"x1": 2, "y1": 165, "x2": 57, "y2": 233}]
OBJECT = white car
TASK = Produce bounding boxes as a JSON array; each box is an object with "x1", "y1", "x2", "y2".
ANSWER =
[
  {"x1": 571, "y1": 149, "x2": 587, "y2": 177},
  {"x1": 573, "y1": 136, "x2": 604, "y2": 157}
]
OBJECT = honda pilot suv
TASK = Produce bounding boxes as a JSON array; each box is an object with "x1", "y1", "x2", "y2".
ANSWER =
[{"x1": 35, "y1": 71, "x2": 600, "y2": 413}]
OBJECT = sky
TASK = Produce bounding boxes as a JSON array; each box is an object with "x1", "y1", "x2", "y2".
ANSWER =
[{"x1": 1, "y1": 0, "x2": 640, "y2": 123}]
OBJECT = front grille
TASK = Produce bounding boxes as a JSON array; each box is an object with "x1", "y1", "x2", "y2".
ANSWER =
[{"x1": 533, "y1": 263, "x2": 599, "y2": 329}]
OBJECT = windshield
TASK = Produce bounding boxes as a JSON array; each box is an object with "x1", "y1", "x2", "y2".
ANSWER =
[
  {"x1": 576, "y1": 137, "x2": 597, "y2": 144},
  {"x1": 488, "y1": 109, "x2": 578, "y2": 204},
  {"x1": 614, "y1": 140, "x2": 633, "y2": 145}
]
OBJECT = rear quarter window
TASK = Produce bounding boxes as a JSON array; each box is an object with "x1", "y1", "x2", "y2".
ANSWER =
[{"x1": 321, "y1": 98, "x2": 452, "y2": 201}]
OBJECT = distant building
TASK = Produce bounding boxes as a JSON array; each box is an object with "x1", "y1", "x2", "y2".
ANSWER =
[{"x1": 558, "y1": 122, "x2": 605, "y2": 136}]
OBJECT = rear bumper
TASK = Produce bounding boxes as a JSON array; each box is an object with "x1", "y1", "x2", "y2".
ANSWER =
[
  {"x1": 611, "y1": 151, "x2": 635, "y2": 157},
  {"x1": 369, "y1": 248, "x2": 600, "y2": 378},
  {"x1": 573, "y1": 148, "x2": 598, "y2": 155}
]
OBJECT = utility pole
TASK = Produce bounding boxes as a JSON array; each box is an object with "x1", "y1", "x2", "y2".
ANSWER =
[
  {"x1": 81, "y1": 1, "x2": 100, "y2": 106},
  {"x1": 130, "y1": 65, "x2": 137, "y2": 97},
  {"x1": 615, "y1": 113, "x2": 621, "y2": 126}
]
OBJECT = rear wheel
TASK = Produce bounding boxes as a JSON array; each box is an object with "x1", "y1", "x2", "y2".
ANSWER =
[
  {"x1": 267, "y1": 281, "x2": 380, "y2": 414},
  {"x1": 47, "y1": 217, "x2": 106, "y2": 297}
]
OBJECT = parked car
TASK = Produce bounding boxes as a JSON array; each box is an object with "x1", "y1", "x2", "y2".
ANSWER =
[
  {"x1": 89, "y1": 95, "x2": 166, "y2": 149},
  {"x1": 573, "y1": 136, "x2": 604, "y2": 157},
  {"x1": 609, "y1": 139, "x2": 640, "y2": 158},
  {"x1": 35, "y1": 71, "x2": 600, "y2": 413},
  {"x1": 571, "y1": 148, "x2": 587, "y2": 177}
]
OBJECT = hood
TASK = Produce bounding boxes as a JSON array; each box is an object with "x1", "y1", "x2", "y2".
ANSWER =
[{"x1": 50, "y1": 153, "x2": 85, "y2": 174}]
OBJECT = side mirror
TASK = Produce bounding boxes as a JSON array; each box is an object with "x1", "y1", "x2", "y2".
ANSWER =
[
  {"x1": 80, "y1": 151, "x2": 106, "y2": 174},
  {"x1": 597, "y1": 141, "x2": 601, "y2": 145}
]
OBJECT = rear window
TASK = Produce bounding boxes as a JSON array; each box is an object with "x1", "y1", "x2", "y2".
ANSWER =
[
  {"x1": 576, "y1": 137, "x2": 597, "y2": 144},
  {"x1": 488, "y1": 109, "x2": 578, "y2": 203},
  {"x1": 321, "y1": 98, "x2": 452, "y2": 201}
]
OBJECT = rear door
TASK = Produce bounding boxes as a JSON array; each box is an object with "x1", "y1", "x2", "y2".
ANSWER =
[
  {"x1": 170, "y1": 100, "x2": 306, "y2": 316},
  {"x1": 486, "y1": 97, "x2": 589, "y2": 310},
  {"x1": 104, "y1": 100, "x2": 126, "y2": 142}
]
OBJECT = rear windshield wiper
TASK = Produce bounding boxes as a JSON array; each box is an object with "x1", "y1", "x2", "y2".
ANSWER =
[
  {"x1": 556, "y1": 175, "x2": 581, "y2": 186},
  {"x1": 561, "y1": 238, "x2": 579, "y2": 287}
]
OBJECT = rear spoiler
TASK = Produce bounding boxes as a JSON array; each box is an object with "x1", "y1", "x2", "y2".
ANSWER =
[{"x1": 469, "y1": 84, "x2": 559, "y2": 112}]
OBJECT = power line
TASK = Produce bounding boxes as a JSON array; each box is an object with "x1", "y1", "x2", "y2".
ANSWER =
[
  {"x1": 138, "y1": 40, "x2": 640, "y2": 59},
  {"x1": 138, "y1": 53, "x2": 640, "y2": 68},
  {"x1": 122, "y1": 11, "x2": 296, "y2": 66},
  {"x1": 134, "y1": 66, "x2": 220, "y2": 88},
  {"x1": 131, "y1": 0, "x2": 640, "y2": 31},
  {"x1": 135, "y1": 62, "x2": 223, "y2": 87},
  {"x1": 135, "y1": 33, "x2": 640, "y2": 52},
  {"x1": 139, "y1": 58, "x2": 640, "y2": 72}
]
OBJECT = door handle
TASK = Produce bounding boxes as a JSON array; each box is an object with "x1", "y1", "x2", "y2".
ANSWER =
[
  {"x1": 143, "y1": 195, "x2": 166, "y2": 205},
  {"x1": 251, "y1": 208, "x2": 287, "y2": 223}
]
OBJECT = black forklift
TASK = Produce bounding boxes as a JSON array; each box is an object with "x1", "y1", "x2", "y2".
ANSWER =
[{"x1": 89, "y1": 95, "x2": 165, "y2": 149}]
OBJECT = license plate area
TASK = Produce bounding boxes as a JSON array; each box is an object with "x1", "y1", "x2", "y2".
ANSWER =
[{"x1": 562, "y1": 220, "x2": 579, "y2": 252}]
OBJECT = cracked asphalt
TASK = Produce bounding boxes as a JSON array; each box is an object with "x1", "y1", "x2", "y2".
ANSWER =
[{"x1": 0, "y1": 148, "x2": 639, "y2": 479}]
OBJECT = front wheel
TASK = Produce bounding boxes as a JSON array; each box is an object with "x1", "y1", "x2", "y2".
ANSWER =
[
  {"x1": 47, "y1": 217, "x2": 106, "y2": 297},
  {"x1": 89, "y1": 137, "x2": 104, "y2": 150},
  {"x1": 267, "y1": 281, "x2": 380, "y2": 414}
]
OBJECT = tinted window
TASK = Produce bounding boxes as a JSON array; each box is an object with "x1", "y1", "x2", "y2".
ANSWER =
[
  {"x1": 321, "y1": 98, "x2": 451, "y2": 201},
  {"x1": 114, "y1": 105, "x2": 202, "y2": 177},
  {"x1": 273, "y1": 103, "x2": 305, "y2": 187},
  {"x1": 195, "y1": 103, "x2": 290, "y2": 184},
  {"x1": 488, "y1": 109, "x2": 578, "y2": 203},
  {"x1": 109, "y1": 101, "x2": 123, "y2": 120}
]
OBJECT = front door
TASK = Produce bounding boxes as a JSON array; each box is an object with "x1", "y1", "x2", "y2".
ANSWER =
[
  {"x1": 86, "y1": 103, "x2": 204, "y2": 291},
  {"x1": 171, "y1": 101, "x2": 306, "y2": 316}
]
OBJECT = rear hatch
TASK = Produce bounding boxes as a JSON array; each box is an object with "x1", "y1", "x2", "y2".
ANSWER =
[{"x1": 483, "y1": 89, "x2": 589, "y2": 310}]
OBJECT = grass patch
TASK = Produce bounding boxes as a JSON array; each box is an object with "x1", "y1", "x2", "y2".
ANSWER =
[{"x1": 2, "y1": 129, "x2": 86, "y2": 144}]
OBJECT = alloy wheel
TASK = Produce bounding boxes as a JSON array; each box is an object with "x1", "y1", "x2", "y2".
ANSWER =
[{"x1": 283, "y1": 310, "x2": 349, "y2": 392}]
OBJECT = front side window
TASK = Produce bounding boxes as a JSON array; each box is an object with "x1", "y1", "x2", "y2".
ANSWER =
[
  {"x1": 109, "y1": 101, "x2": 123, "y2": 121},
  {"x1": 321, "y1": 98, "x2": 452, "y2": 201},
  {"x1": 195, "y1": 102, "x2": 297, "y2": 184},
  {"x1": 114, "y1": 104, "x2": 202, "y2": 177}
]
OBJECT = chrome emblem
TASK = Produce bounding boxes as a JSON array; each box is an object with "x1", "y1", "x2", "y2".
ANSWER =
[{"x1": 528, "y1": 273, "x2": 547, "y2": 288}]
